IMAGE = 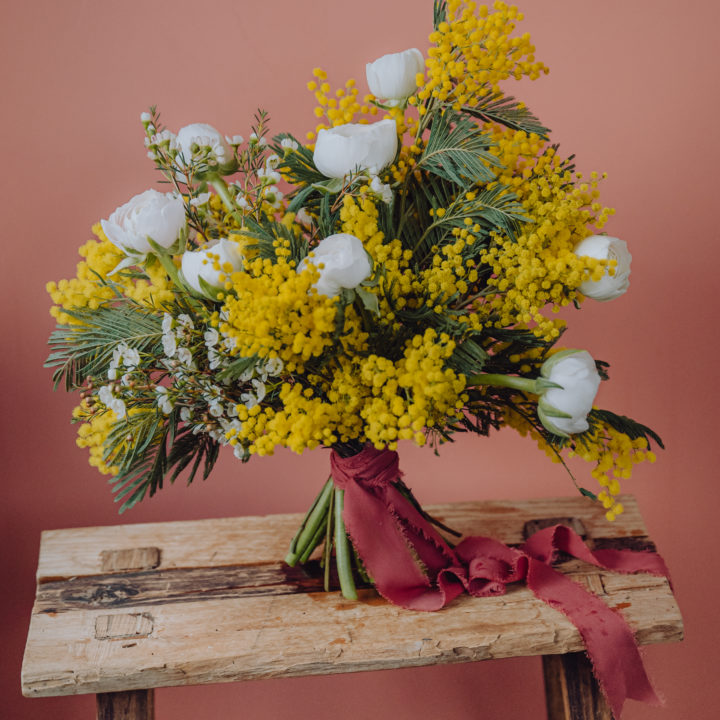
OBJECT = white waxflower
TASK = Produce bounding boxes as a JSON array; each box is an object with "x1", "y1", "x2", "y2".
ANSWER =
[
  {"x1": 204, "y1": 328, "x2": 219, "y2": 347},
  {"x1": 208, "y1": 398, "x2": 224, "y2": 418},
  {"x1": 98, "y1": 385, "x2": 127, "y2": 420},
  {"x1": 226, "y1": 134, "x2": 244, "y2": 146},
  {"x1": 537, "y1": 350, "x2": 601, "y2": 437},
  {"x1": 263, "y1": 356, "x2": 284, "y2": 376},
  {"x1": 176, "y1": 123, "x2": 232, "y2": 165},
  {"x1": 189, "y1": 192, "x2": 211, "y2": 207},
  {"x1": 262, "y1": 186, "x2": 284, "y2": 209},
  {"x1": 574, "y1": 235, "x2": 632, "y2": 302},
  {"x1": 181, "y1": 238, "x2": 244, "y2": 297},
  {"x1": 370, "y1": 175, "x2": 393, "y2": 204},
  {"x1": 280, "y1": 138, "x2": 298, "y2": 151},
  {"x1": 162, "y1": 313, "x2": 174, "y2": 334},
  {"x1": 176, "y1": 347, "x2": 195, "y2": 368},
  {"x1": 155, "y1": 386, "x2": 174, "y2": 415},
  {"x1": 176, "y1": 314, "x2": 194, "y2": 330},
  {"x1": 162, "y1": 332, "x2": 177, "y2": 358},
  {"x1": 295, "y1": 207, "x2": 313, "y2": 229},
  {"x1": 298, "y1": 233, "x2": 372, "y2": 298},
  {"x1": 180, "y1": 407, "x2": 192, "y2": 423},
  {"x1": 140, "y1": 111, "x2": 152, "y2": 123},
  {"x1": 101, "y1": 189, "x2": 185, "y2": 256},
  {"x1": 366, "y1": 48, "x2": 424, "y2": 100},
  {"x1": 313, "y1": 119, "x2": 397, "y2": 179}
]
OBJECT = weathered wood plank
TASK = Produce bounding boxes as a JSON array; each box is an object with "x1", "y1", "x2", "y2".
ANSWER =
[
  {"x1": 35, "y1": 496, "x2": 648, "y2": 581},
  {"x1": 23, "y1": 495, "x2": 681, "y2": 700},
  {"x1": 22, "y1": 574, "x2": 681, "y2": 697}
]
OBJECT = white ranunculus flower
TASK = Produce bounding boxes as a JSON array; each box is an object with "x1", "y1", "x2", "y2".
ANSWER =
[
  {"x1": 366, "y1": 48, "x2": 424, "y2": 100},
  {"x1": 537, "y1": 350, "x2": 601, "y2": 437},
  {"x1": 176, "y1": 123, "x2": 232, "y2": 165},
  {"x1": 181, "y1": 238, "x2": 244, "y2": 296},
  {"x1": 101, "y1": 189, "x2": 185, "y2": 255},
  {"x1": 298, "y1": 233, "x2": 372, "y2": 298},
  {"x1": 313, "y1": 119, "x2": 397, "y2": 179},
  {"x1": 574, "y1": 235, "x2": 632, "y2": 301}
]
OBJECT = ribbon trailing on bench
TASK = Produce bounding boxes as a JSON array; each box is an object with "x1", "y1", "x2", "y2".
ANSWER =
[{"x1": 330, "y1": 446, "x2": 670, "y2": 719}]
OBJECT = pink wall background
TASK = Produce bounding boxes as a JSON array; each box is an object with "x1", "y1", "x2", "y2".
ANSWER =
[{"x1": 3, "y1": 0, "x2": 718, "y2": 717}]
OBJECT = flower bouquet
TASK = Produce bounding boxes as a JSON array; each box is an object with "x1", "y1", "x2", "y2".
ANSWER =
[{"x1": 46, "y1": 1, "x2": 667, "y2": 714}]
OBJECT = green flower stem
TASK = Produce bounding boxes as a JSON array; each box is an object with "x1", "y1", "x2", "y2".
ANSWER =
[
  {"x1": 209, "y1": 175, "x2": 244, "y2": 225},
  {"x1": 285, "y1": 478, "x2": 333, "y2": 566},
  {"x1": 334, "y1": 489, "x2": 358, "y2": 601},
  {"x1": 322, "y1": 486, "x2": 335, "y2": 592},
  {"x1": 465, "y1": 372, "x2": 539, "y2": 394},
  {"x1": 298, "y1": 515, "x2": 330, "y2": 565}
]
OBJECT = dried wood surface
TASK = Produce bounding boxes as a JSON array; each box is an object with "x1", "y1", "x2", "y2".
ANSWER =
[{"x1": 22, "y1": 495, "x2": 683, "y2": 698}]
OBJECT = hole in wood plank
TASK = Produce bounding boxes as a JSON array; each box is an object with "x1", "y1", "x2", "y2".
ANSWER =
[
  {"x1": 100, "y1": 547, "x2": 161, "y2": 573},
  {"x1": 95, "y1": 612, "x2": 154, "y2": 640}
]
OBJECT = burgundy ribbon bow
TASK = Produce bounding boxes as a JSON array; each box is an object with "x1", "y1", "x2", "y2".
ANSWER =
[{"x1": 330, "y1": 446, "x2": 670, "y2": 719}]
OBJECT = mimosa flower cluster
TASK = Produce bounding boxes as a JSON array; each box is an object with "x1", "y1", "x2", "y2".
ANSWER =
[{"x1": 46, "y1": 0, "x2": 660, "y2": 519}]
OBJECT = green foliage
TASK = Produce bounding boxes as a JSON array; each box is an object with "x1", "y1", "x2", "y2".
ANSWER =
[
  {"x1": 417, "y1": 109, "x2": 500, "y2": 188},
  {"x1": 241, "y1": 215, "x2": 308, "y2": 264},
  {"x1": 591, "y1": 409, "x2": 665, "y2": 450},
  {"x1": 465, "y1": 93, "x2": 550, "y2": 139},
  {"x1": 108, "y1": 408, "x2": 220, "y2": 513},
  {"x1": 45, "y1": 302, "x2": 162, "y2": 390}
]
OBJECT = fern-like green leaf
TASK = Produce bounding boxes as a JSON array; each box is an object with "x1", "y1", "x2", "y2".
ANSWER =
[
  {"x1": 465, "y1": 93, "x2": 550, "y2": 139},
  {"x1": 45, "y1": 303, "x2": 163, "y2": 390},
  {"x1": 418, "y1": 109, "x2": 499, "y2": 187}
]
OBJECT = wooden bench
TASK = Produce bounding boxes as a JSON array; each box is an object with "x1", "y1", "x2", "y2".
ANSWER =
[{"x1": 21, "y1": 495, "x2": 683, "y2": 719}]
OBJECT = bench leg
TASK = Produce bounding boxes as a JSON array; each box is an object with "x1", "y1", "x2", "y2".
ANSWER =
[
  {"x1": 96, "y1": 689, "x2": 155, "y2": 720},
  {"x1": 543, "y1": 652, "x2": 614, "y2": 720}
]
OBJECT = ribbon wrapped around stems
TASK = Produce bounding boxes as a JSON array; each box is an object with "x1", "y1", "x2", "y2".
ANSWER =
[{"x1": 330, "y1": 445, "x2": 670, "y2": 719}]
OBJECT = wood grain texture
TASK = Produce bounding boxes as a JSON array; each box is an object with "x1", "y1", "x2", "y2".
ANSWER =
[
  {"x1": 22, "y1": 495, "x2": 682, "y2": 699},
  {"x1": 543, "y1": 652, "x2": 614, "y2": 720},
  {"x1": 96, "y1": 689, "x2": 154, "y2": 720}
]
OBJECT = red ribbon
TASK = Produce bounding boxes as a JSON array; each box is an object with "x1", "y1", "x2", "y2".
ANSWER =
[{"x1": 330, "y1": 446, "x2": 670, "y2": 719}]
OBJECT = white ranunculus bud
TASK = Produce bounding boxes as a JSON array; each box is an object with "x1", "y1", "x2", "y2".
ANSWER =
[
  {"x1": 574, "y1": 235, "x2": 632, "y2": 301},
  {"x1": 298, "y1": 233, "x2": 372, "y2": 298},
  {"x1": 537, "y1": 350, "x2": 601, "y2": 437},
  {"x1": 101, "y1": 189, "x2": 185, "y2": 255},
  {"x1": 313, "y1": 119, "x2": 397, "y2": 179},
  {"x1": 176, "y1": 123, "x2": 232, "y2": 166},
  {"x1": 366, "y1": 48, "x2": 424, "y2": 100},
  {"x1": 181, "y1": 238, "x2": 244, "y2": 296}
]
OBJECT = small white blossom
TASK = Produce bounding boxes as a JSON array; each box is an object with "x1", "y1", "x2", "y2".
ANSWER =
[
  {"x1": 140, "y1": 111, "x2": 152, "y2": 123},
  {"x1": 177, "y1": 314, "x2": 194, "y2": 330},
  {"x1": 162, "y1": 332, "x2": 177, "y2": 358},
  {"x1": 226, "y1": 134, "x2": 244, "y2": 146},
  {"x1": 176, "y1": 347, "x2": 195, "y2": 368},
  {"x1": 189, "y1": 192, "x2": 211, "y2": 207},
  {"x1": 162, "y1": 313, "x2": 174, "y2": 334},
  {"x1": 238, "y1": 365, "x2": 255, "y2": 382},
  {"x1": 258, "y1": 167, "x2": 281, "y2": 184},
  {"x1": 208, "y1": 398, "x2": 224, "y2": 418},
  {"x1": 204, "y1": 328, "x2": 219, "y2": 347},
  {"x1": 295, "y1": 207, "x2": 313, "y2": 229},
  {"x1": 280, "y1": 138, "x2": 299, "y2": 151},
  {"x1": 370, "y1": 175, "x2": 393, "y2": 204},
  {"x1": 155, "y1": 386, "x2": 174, "y2": 415},
  {"x1": 180, "y1": 407, "x2": 192, "y2": 423},
  {"x1": 263, "y1": 356, "x2": 284, "y2": 376},
  {"x1": 262, "y1": 186, "x2": 284, "y2": 209},
  {"x1": 98, "y1": 385, "x2": 127, "y2": 420}
]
